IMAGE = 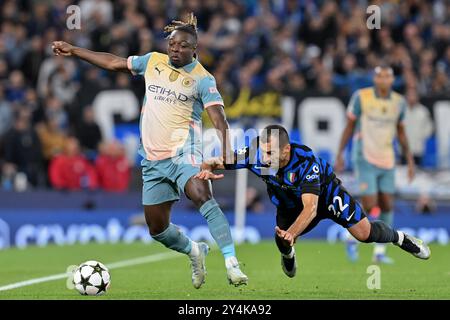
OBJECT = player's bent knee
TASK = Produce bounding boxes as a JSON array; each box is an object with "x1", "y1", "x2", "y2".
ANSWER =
[
  {"x1": 349, "y1": 219, "x2": 371, "y2": 242},
  {"x1": 190, "y1": 193, "x2": 212, "y2": 208},
  {"x1": 144, "y1": 217, "x2": 170, "y2": 236},
  {"x1": 356, "y1": 231, "x2": 371, "y2": 242},
  {"x1": 149, "y1": 225, "x2": 166, "y2": 236},
  {"x1": 188, "y1": 189, "x2": 213, "y2": 207},
  {"x1": 185, "y1": 179, "x2": 213, "y2": 207}
]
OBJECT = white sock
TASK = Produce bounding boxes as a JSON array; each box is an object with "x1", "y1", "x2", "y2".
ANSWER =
[
  {"x1": 373, "y1": 243, "x2": 386, "y2": 256},
  {"x1": 345, "y1": 230, "x2": 356, "y2": 242},
  {"x1": 189, "y1": 241, "x2": 199, "y2": 257},
  {"x1": 396, "y1": 231, "x2": 404, "y2": 246},
  {"x1": 225, "y1": 256, "x2": 238, "y2": 269}
]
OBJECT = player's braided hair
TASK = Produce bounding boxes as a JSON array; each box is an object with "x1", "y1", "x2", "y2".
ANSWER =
[{"x1": 164, "y1": 12, "x2": 198, "y2": 41}]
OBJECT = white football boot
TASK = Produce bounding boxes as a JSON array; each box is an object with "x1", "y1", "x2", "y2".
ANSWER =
[
  {"x1": 395, "y1": 231, "x2": 431, "y2": 260},
  {"x1": 226, "y1": 256, "x2": 249, "y2": 287},
  {"x1": 189, "y1": 242, "x2": 209, "y2": 289},
  {"x1": 281, "y1": 247, "x2": 297, "y2": 278}
]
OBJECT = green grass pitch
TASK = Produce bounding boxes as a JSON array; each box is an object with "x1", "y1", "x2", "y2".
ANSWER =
[{"x1": 1, "y1": 241, "x2": 449, "y2": 299}]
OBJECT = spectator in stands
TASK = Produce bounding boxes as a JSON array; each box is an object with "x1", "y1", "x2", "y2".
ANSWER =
[
  {"x1": 24, "y1": 88, "x2": 42, "y2": 123},
  {"x1": 333, "y1": 53, "x2": 371, "y2": 93},
  {"x1": 49, "y1": 137, "x2": 98, "y2": 190},
  {"x1": 76, "y1": 106, "x2": 102, "y2": 154},
  {"x1": 403, "y1": 90, "x2": 434, "y2": 166},
  {"x1": 416, "y1": 194, "x2": 436, "y2": 215},
  {"x1": 5, "y1": 70, "x2": 27, "y2": 104},
  {"x1": 436, "y1": 46, "x2": 450, "y2": 79},
  {"x1": 36, "y1": 114, "x2": 67, "y2": 162},
  {"x1": 0, "y1": 0, "x2": 447, "y2": 192},
  {"x1": 72, "y1": 67, "x2": 106, "y2": 120},
  {"x1": 246, "y1": 187, "x2": 264, "y2": 213},
  {"x1": 432, "y1": 69, "x2": 450, "y2": 96},
  {"x1": 0, "y1": 84, "x2": 12, "y2": 138},
  {"x1": 22, "y1": 35, "x2": 46, "y2": 87},
  {"x1": 307, "y1": 69, "x2": 344, "y2": 97},
  {"x1": 0, "y1": 59, "x2": 9, "y2": 82},
  {"x1": 3, "y1": 109, "x2": 43, "y2": 187},
  {"x1": 284, "y1": 72, "x2": 306, "y2": 96},
  {"x1": 44, "y1": 95, "x2": 68, "y2": 131},
  {"x1": 95, "y1": 140, "x2": 130, "y2": 192},
  {"x1": 48, "y1": 57, "x2": 79, "y2": 106},
  {"x1": 37, "y1": 55, "x2": 77, "y2": 100},
  {"x1": 7, "y1": 24, "x2": 28, "y2": 70},
  {"x1": 1, "y1": 162, "x2": 16, "y2": 191}
]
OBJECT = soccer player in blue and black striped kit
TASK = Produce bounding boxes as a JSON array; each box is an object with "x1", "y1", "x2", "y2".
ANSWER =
[{"x1": 197, "y1": 125, "x2": 430, "y2": 278}]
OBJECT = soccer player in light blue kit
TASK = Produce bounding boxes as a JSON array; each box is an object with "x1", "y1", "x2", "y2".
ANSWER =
[
  {"x1": 52, "y1": 13, "x2": 248, "y2": 288},
  {"x1": 335, "y1": 66, "x2": 416, "y2": 263}
]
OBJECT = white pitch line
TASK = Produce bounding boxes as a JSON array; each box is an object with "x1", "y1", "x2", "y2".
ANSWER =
[
  {"x1": 0, "y1": 273, "x2": 69, "y2": 292},
  {"x1": 0, "y1": 251, "x2": 181, "y2": 292}
]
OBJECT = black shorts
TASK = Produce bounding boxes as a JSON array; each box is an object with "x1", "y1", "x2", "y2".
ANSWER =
[{"x1": 276, "y1": 177, "x2": 367, "y2": 235}]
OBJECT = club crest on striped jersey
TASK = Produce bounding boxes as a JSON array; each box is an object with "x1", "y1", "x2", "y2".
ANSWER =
[{"x1": 287, "y1": 172, "x2": 296, "y2": 183}]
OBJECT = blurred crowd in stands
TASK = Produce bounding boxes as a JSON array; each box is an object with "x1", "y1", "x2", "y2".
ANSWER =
[{"x1": 0, "y1": 0, "x2": 448, "y2": 192}]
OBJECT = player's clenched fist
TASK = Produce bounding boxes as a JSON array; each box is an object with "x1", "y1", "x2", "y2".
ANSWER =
[
  {"x1": 52, "y1": 41, "x2": 74, "y2": 56},
  {"x1": 275, "y1": 226, "x2": 295, "y2": 247}
]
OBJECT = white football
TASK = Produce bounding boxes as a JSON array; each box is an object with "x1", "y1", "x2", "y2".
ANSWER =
[{"x1": 73, "y1": 260, "x2": 111, "y2": 296}]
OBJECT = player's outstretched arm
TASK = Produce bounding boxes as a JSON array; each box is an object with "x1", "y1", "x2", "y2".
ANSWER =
[
  {"x1": 335, "y1": 117, "x2": 356, "y2": 172},
  {"x1": 195, "y1": 157, "x2": 225, "y2": 180},
  {"x1": 52, "y1": 41, "x2": 129, "y2": 73},
  {"x1": 280, "y1": 194, "x2": 319, "y2": 246},
  {"x1": 206, "y1": 105, "x2": 234, "y2": 163},
  {"x1": 397, "y1": 122, "x2": 415, "y2": 182}
]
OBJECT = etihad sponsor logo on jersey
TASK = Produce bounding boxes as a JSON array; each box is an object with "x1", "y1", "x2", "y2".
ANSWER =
[
  {"x1": 366, "y1": 113, "x2": 397, "y2": 124},
  {"x1": 148, "y1": 85, "x2": 188, "y2": 103}
]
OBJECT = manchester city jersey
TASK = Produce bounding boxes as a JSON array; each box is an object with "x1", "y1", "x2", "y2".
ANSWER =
[
  {"x1": 127, "y1": 52, "x2": 224, "y2": 161},
  {"x1": 347, "y1": 87, "x2": 406, "y2": 169}
]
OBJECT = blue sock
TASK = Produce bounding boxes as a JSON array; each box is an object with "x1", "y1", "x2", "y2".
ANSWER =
[
  {"x1": 199, "y1": 199, "x2": 236, "y2": 259},
  {"x1": 151, "y1": 223, "x2": 192, "y2": 254}
]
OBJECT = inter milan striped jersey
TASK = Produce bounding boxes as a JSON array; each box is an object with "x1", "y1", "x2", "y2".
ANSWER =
[{"x1": 224, "y1": 139, "x2": 335, "y2": 209}]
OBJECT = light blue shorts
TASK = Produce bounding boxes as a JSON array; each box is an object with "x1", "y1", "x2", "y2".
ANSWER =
[
  {"x1": 352, "y1": 139, "x2": 395, "y2": 195},
  {"x1": 141, "y1": 153, "x2": 201, "y2": 205},
  {"x1": 354, "y1": 157, "x2": 395, "y2": 195}
]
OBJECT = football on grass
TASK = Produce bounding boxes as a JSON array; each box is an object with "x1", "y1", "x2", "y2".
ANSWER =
[{"x1": 73, "y1": 260, "x2": 111, "y2": 296}]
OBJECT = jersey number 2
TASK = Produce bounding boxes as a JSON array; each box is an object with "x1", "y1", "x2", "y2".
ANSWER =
[{"x1": 328, "y1": 196, "x2": 348, "y2": 218}]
